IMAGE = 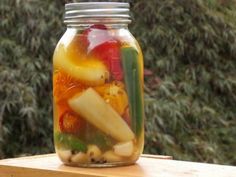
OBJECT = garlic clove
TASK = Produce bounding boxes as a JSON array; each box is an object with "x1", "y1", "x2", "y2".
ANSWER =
[
  {"x1": 57, "y1": 149, "x2": 72, "y2": 163},
  {"x1": 71, "y1": 152, "x2": 88, "y2": 163},
  {"x1": 86, "y1": 144, "x2": 102, "y2": 162},
  {"x1": 113, "y1": 141, "x2": 134, "y2": 157},
  {"x1": 102, "y1": 150, "x2": 123, "y2": 162}
]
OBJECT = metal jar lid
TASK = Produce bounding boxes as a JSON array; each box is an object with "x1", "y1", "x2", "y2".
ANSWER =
[{"x1": 64, "y1": 2, "x2": 131, "y2": 24}]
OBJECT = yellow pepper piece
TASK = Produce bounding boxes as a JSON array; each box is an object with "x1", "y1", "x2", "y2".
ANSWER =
[{"x1": 53, "y1": 44, "x2": 109, "y2": 86}]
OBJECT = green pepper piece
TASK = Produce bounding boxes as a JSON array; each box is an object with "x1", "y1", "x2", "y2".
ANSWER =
[
  {"x1": 85, "y1": 127, "x2": 115, "y2": 151},
  {"x1": 121, "y1": 47, "x2": 144, "y2": 136},
  {"x1": 54, "y1": 132, "x2": 87, "y2": 152}
]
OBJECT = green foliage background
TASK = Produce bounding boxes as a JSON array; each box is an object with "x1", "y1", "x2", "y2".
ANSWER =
[{"x1": 0, "y1": 0, "x2": 236, "y2": 165}]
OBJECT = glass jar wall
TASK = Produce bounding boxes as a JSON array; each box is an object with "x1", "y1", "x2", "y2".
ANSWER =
[{"x1": 53, "y1": 2, "x2": 144, "y2": 167}]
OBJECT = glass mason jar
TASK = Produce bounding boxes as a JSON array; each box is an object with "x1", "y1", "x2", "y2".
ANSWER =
[{"x1": 53, "y1": 2, "x2": 144, "y2": 167}]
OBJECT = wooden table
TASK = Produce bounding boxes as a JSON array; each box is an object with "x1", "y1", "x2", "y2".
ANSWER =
[{"x1": 0, "y1": 154, "x2": 235, "y2": 177}]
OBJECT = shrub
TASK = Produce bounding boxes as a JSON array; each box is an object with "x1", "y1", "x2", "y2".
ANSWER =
[{"x1": 132, "y1": 0, "x2": 236, "y2": 165}]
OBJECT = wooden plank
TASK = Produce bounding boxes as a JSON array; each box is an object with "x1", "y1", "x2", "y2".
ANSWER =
[
  {"x1": 0, "y1": 154, "x2": 236, "y2": 177},
  {"x1": 141, "y1": 154, "x2": 173, "y2": 159}
]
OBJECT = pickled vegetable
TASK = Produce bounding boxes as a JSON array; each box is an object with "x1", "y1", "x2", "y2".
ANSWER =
[
  {"x1": 121, "y1": 47, "x2": 144, "y2": 136},
  {"x1": 59, "y1": 111, "x2": 84, "y2": 134},
  {"x1": 102, "y1": 151, "x2": 123, "y2": 162},
  {"x1": 54, "y1": 44, "x2": 109, "y2": 86},
  {"x1": 57, "y1": 150, "x2": 72, "y2": 163},
  {"x1": 71, "y1": 152, "x2": 88, "y2": 163},
  {"x1": 87, "y1": 145, "x2": 102, "y2": 162},
  {"x1": 94, "y1": 82, "x2": 128, "y2": 115},
  {"x1": 113, "y1": 141, "x2": 134, "y2": 157},
  {"x1": 68, "y1": 88, "x2": 134, "y2": 142},
  {"x1": 90, "y1": 40, "x2": 123, "y2": 80},
  {"x1": 55, "y1": 132, "x2": 87, "y2": 152},
  {"x1": 53, "y1": 71, "x2": 86, "y2": 102}
]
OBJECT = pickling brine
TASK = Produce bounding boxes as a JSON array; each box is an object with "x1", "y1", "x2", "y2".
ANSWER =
[{"x1": 53, "y1": 2, "x2": 144, "y2": 167}]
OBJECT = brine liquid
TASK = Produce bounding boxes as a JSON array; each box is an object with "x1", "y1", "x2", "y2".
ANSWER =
[{"x1": 53, "y1": 26, "x2": 144, "y2": 167}]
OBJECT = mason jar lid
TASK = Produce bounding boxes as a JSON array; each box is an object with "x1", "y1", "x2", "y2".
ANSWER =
[{"x1": 64, "y1": 2, "x2": 131, "y2": 24}]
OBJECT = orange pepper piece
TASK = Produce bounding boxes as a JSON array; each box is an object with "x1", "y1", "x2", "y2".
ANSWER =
[
  {"x1": 53, "y1": 71, "x2": 86, "y2": 102},
  {"x1": 94, "y1": 82, "x2": 128, "y2": 115}
]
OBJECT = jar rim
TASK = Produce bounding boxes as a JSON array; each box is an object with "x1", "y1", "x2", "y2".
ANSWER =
[
  {"x1": 64, "y1": 2, "x2": 131, "y2": 25},
  {"x1": 65, "y1": 2, "x2": 130, "y2": 10}
]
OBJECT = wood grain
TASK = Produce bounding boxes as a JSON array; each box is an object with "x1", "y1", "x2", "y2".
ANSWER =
[{"x1": 0, "y1": 154, "x2": 235, "y2": 177}]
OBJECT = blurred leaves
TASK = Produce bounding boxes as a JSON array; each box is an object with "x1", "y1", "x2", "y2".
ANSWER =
[
  {"x1": 132, "y1": 0, "x2": 236, "y2": 165},
  {"x1": 0, "y1": 0, "x2": 236, "y2": 165},
  {"x1": 0, "y1": 0, "x2": 64, "y2": 158}
]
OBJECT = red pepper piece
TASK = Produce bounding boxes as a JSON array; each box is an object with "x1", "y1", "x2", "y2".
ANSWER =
[
  {"x1": 79, "y1": 24, "x2": 123, "y2": 80},
  {"x1": 79, "y1": 24, "x2": 109, "y2": 51},
  {"x1": 89, "y1": 40, "x2": 123, "y2": 81},
  {"x1": 59, "y1": 111, "x2": 84, "y2": 134},
  {"x1": 123, "y1": 107, "x2": 131, "y2": 127},
  {"x1": 90, "y1": 24, "x2": 107, "y2": 30}
]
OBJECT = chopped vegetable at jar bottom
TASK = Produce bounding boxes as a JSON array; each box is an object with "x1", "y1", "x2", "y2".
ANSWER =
[
  {"x1": 54, "y1": 132, "x2": 87, "y2": 152},
  {"x1": 113, "y1": 141, "x2": 134, "y2": 157},
  {"x1": 54, "y1": 131, "x2": 142, "y2": 164},
  {"x1": 82, "y1": 125, "x2": 115, "y2": 151},
  {"x1": 56, "y1": 145, "x2": 129, "y2": 164},
  {"x1": 68, "y1": 88, "x2": 135, "y2": 142},
  {"x1": 87, "y1": 145, "x2": 102, "y2": 163},
  {"x1": 57, "y1": 149, "x2": 72, "y2": 163},
  {"x1": 71, "y1": 152, "x2": 88, "y2": 163},
  {"x1": 102, "y1": 151, "x2": 123, "y2": 162}
]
